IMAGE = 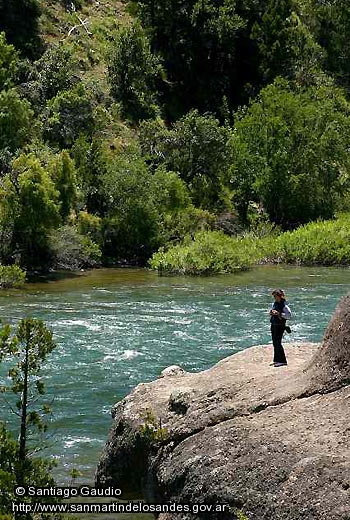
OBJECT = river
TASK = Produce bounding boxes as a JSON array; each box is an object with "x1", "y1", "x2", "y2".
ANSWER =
[{"x1": 0, "y1": 265, "x2": 349, "y2": 511}]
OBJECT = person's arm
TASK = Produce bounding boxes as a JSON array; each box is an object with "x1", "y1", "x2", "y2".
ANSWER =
[
  {"x1": 269, "y1": 304, "x2": 277, "y2": 315},
  {"x1": 281, "y1": 304, "x2": 292, "y2": 320}
]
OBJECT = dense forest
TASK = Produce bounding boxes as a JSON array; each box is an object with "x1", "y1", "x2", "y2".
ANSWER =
[{"x1": 1, "y1": 0, "x2": 350, "y2": 274}]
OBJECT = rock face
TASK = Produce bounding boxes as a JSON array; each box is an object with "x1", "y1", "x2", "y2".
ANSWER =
[{"x1": 96, "y1": 293, "x2": 350, "y2": 519}]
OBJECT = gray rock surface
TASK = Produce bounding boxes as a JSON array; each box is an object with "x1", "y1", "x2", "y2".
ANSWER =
[{"x1": 96, "y1": 293, "x2": 350, "y2": 519}]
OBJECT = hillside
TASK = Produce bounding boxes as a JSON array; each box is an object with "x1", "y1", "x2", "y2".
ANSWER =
[{"x1": 0, "y1": 0, "x2": 350, "y2": 273}]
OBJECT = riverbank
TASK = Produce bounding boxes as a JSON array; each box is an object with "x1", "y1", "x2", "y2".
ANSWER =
[
  {"x1": 150, "y1": 213, "x2": 350, "y2": 274},
  {"x1": 96, "y1": 292, "x2": 350, "y2": 519}
]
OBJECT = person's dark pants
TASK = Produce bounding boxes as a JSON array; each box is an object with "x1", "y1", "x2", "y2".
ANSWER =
[{"x1": 271, "y1": 324, "x2": 287, "y2": 364}]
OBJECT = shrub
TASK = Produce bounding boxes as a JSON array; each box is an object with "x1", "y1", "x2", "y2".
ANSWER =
[
  {"x1": 272, "y1": 214, "x2": 350, "y2": 265},
  {"x1": 0, "y1": 89, "x2": 34, "y2": 152},
  {"x1": 49, "y1": 226, "x2": 102, "y2": 270},
  {"x1": 150, "y1": 230, "x2": 262, "y2": 275},
  {"x1": 139, "y1": 409, "x2": 167, "y2": 443},
  {"x1": 229, "y1": 80, "x2": 350, "y2": 226},
  {"x1": 0, "y1": 32, "x2": 19, "y2": 90},
  {"x1": 43, "y1": 84, "x2": 95, "y2": 148},
  {"x1": 0, "y1": 265, "x2": 26, "y2": 288},
  {"x1": 108, "y1": 22, "x2": 161, "y2": 121},
  {"x1": 150, "y1": 214, "x2": 350, "y2": 274},
  {"x1": 33, "y1": 45, "x2": 79, "y2": 101}
]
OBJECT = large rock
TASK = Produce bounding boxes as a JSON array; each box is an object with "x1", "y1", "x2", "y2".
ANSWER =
[
  {"x1": 305, "y1": 292, "x2": 350, "y2": 393},
  {"x1": 96, "y1": 293, "x2": 350, "y2": 519}
]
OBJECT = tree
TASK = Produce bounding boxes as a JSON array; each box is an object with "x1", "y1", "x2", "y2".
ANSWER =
[
  {"x1": 43, "y1": 84, "x2": 95, "y2": 148},
  {"x1": 314, "y1": 0, "x2": 350, "y2": 91},
  {"x1": 49, "y1": 150, "x2": 77, "y2": 222},
  {"x1": 0, "y1": 423, "x2": 18, "y2": 514},
  {"x1": 101, "y1": 152, "x2": 160, "y2": 263},
  {"x1": 0, "y1": 89, "x2": 34, "y2": 152},
  {"x1": 229, "y1": 79, "x2": 350, "y2": 226},
  {"x1": 251, "y1": 0, "x2": 323, "y2": 85},
  {"x1": 139, "y1": 111, "x2": 232, "y2": 209},
  {"x1": 136, "y1": 0, "x2": 263, "y2": 118},
  {"x1": 71, "y1": 137, "x2": 108, "y2": 215},
  {"x1": 3, "y1": 154, "x2": 60, "y2": 267},
  {"x1": 0, "y1": 0, "x2": 42, "y2": 59},
  {"x1": 108, "y1": 21, "x2": 161, "y2": 120},
  {"x1": 21, "y1": 45, "x2": 79, "y2": 108},
  {"x1": 0, "y1": 318, "x2": 55, "y2": 485},
  {"x1": 0, "y1": 32, "x2": 19, "y2": 90},
  {"x1": 0, "y1": 318, "x2": 57, "y2": 511}
]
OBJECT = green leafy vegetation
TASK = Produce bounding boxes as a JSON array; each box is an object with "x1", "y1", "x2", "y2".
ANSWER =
[
  {"x1": 108, "y1": 21, "x2": 162, "y2": 120},
  {"x1": 150, "y1": 214, "x2": 350, "y2": 274},
  {"x1": 0, "y1": 0, "x2": 349, "y2": 274},
  {"x1": 235, "y1": 510, "x2": 249, "y2": 520},
  {"x1": 0, "y1": 265, "x2": 26, "y2": 288},
  {"x1": 230, "y1": 79, "x2": 350, "y2": 227},
  {"x1": 139, "y1": 408, "x2": 167, "y2": 443},
  {"x1": 0, "y1": 318, "x2": 59, "y2": 513},
  {"x1": 0, "y1": 0, "x2": 42, "y2": 59}
]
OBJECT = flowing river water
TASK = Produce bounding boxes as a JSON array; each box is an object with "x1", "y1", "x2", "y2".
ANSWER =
[{"x1": 0, "y1": 265, "x2": 349, "y2": 516}]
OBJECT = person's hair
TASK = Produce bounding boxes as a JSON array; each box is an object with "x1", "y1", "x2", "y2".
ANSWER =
[{"x1": 272, "y1": 288, "x2": 285, "y2": 297}]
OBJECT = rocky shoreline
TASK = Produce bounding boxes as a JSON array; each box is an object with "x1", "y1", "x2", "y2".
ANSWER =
[{"x1": 96, "y1": 294, "x2": 350, "y2": 519}]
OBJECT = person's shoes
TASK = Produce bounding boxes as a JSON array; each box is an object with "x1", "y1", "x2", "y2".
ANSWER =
[
  {"x1": 274, "y1": 362, "x2": 287, "y2": 367},
  {"x1": 269, "y1": 362, "x2": 276, "y2": 366}
]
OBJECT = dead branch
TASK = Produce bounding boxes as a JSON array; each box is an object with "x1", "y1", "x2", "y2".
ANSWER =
[{"x1": 61, "y1": 15, "x2": 92, "y2": 41}]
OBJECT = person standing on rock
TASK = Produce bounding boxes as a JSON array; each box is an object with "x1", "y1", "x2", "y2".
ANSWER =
[{"x1": 269, "y1": 288, "x2": 291, "y2": 367}]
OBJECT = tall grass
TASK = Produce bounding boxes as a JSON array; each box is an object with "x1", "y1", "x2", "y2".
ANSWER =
[{"x1": 150, "y1": 214, "x2": 350, "y2": 275}]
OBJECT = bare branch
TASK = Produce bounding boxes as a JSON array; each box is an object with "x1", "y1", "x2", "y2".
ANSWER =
[
  {"x1": 0, "y1": 393, "x2": 21, "y2": 417},
  {"x1": 62, "y1": 15, "x2": 92, "y2": 41},
  {"x1": 77, "y1": 15, "x2": 92, "y2": 35}
]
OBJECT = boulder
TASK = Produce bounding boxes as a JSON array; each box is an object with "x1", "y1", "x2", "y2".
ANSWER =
[{"x1": 96, "y1": 293, "x2": 350, "y2": 519}]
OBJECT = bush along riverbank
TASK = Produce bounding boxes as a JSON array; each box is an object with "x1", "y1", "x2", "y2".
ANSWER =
[
  {"x1": 150, "y1": 214, "x2": 350, "y2": 275},
  {"x1": 0, "y1": 265, "x2": 26, "y2": 288}
]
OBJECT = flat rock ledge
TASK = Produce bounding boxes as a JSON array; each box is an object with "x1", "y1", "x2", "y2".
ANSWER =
[{"x1": 96, "y1": 294, "x2": 350, "y2": 520}]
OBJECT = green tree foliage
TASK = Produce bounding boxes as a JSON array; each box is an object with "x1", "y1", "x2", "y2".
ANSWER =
[
  {"x1": 314, "y1": 0, "x2": 350, "y2": 91},
  {"x1": 43, "y1": 84, "x2": 95, "y2": 148},
  {"x1": 100, "y1": 149, "x2": 194, "y2": 263},
  {"x1": 0, "y1": 89, "x2": 34, "y2": 152},
  {"x1": 0, "y1": 423, "x2": 18, "y2": 514},
  {"x1": 0, "y1": 318, "x2": 57, "y2": 511},
  {"x1": 0, "y1": 0, "x2": 42, "y2": 59},
  {"x1": 101, "y1": 152, "x2": 160, "y2": 263},
  {"x1": 77, "y1": 211, "x2": 103, "y2": 247},
  {"x1": 108, "y1": 21, "x2": 161, "y2": 120},
  {"x1": 0, "y1": 32, "x2": 18, "y2": 90},
  {"x1": 229, "y1": 79, "x2": 350, "y2": 227},
  {"x1": 0, "y1": 265, "x2": 26, "y2": 288},
  {"x1": 71, "y1": 137, "x2": 108, "y2": 215},
  {"x1": 49, "y1": 150, "x2": 77, "y2": 221},
  {"x1": 251, "y1": 0, "x2": 323, "y2": 85},
  {"x1": 0, "y1": 425, "x2": 55, "y2": 516},
  {"x1": 49, "y1": 225, "x2": 102, "y2": 269},
  {"x1": 2, "y1": 154, "x2": 60, "y2": 267},
  {"x1": 137, "y1": 0, "x2": 254, "y2": 117},
  {"x1": 23, "y1": 45, "x2": 79, "y2": 106},
  {"x1": 0, "y1": 319, "x2": 55, "y2": 468},
  {"x1": 140, "y1": 111, "x2": 232, "y2": 209},
  {"x1": 150, "y1": 214, "x2": 350, "y2": 274}
]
